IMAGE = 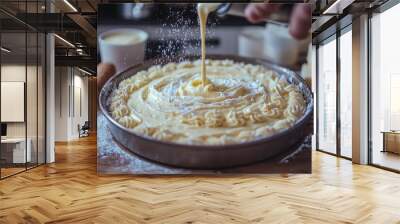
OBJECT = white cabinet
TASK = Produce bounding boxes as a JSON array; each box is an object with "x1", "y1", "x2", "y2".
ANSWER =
[{"x1": 1, "y1": 138, "x2": 32, "y2": 163}]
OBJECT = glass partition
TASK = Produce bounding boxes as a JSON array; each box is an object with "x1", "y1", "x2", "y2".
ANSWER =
[
  {"x1": 27, "y1": 31, "x2": 38, "y2": 169},
  {"x1": 1, "y1": 30, "x2": 28, "y2": 177},
  {"x1": 38, "y1": 32, "x2": 45, "y2": 165},
  {"x1": 0, "y1": 1, "x2": 46, "y2": 179}
]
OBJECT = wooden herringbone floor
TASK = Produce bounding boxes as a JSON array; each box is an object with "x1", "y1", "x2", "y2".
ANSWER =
[{"x1": 1, "y1": 135, "x2": 400, "y2": 224}]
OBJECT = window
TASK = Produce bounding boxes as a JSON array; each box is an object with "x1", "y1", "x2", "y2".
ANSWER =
[
  {"x1": 339, "y1": 28, "x2": 352, "y2": 158},
  {"x1": 370, "y1": 3, "x2": 400, "y2": 171},
  {"x1": 317, "y1": 36, "x2": 337, "y2": 154}
]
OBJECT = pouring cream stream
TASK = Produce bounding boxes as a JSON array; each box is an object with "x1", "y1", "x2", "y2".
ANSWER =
[{"x1": 197, "y1": 3, "x2": 221, "y2": 86}]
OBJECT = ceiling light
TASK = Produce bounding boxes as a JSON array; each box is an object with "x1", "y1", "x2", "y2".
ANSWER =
[
  {"x1": 323, "y1": 0, "x2": 340, "y2": 14},
  {"x1": 1, "y1": 47, "x2": 11, "y2": 53},
  {"x1": 78, "y1": 67, "x2": 94, "y2": 76},
  {"x1": 76, "y1": 48, "x2": 85, "y2": 55},
  {"x1": 323, "y1": 0, "x2": 354, "y2": 15},
  {"x1": 63, "y1": 0, "x2": 78, "y2": 12},
  {"x1": 54, "y1": 34, "x2": 75, "y2": 48}
]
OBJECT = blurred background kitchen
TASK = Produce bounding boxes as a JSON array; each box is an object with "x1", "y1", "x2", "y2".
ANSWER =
[{"x1": 97, "y1": 3, "x2": 310, "y2": 72}]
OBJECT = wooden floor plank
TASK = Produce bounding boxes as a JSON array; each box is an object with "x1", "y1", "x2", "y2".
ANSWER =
[{"x1": 0, "y1": 135, "x2": 399, "y2": 224}]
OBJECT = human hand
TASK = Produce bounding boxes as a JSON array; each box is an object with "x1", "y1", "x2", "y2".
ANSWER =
[
  {"x1": 244, "y1": 3, "x2": 311, "y2": 40},
  {"x1": 97, "y1": 63, "x2": 116, "y2": 91}
]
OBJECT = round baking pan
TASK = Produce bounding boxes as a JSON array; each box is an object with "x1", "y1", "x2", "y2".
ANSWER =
[{"x1": 99, "y1": 55, "x2": 313, "y2": 169}]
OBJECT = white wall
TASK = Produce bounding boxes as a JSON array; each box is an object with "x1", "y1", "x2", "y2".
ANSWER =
[
  {"x1": 54, "y1": 67, "x2": 89, "y2": 141},
  {"x1": 1, "y1": 65, "x2": 26, "y2": 139},
  {"x1": 1, "y1": 65, "x2": 41, "y2": 138},
  {"x1": 1, "y1": 64, "x2": 46, "y2": 164},
  {"x1": 72, "y1": 74, "x2": 89, "y2": 138},
  {"x1": 54, "y1": 67, "x2": 69, "y2": 141}
]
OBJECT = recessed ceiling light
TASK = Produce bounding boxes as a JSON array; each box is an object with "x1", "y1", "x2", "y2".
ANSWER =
[
  {"x1": 323, "y1": 0, "x2": 354, "y2": 15},
  {"x1": 63, "y1": 0, "x2": 78, "y2": 12},
  {"x1": 78, "y1": 67, "x2": 94, "y2": 76},
  {"x1": 54, "y1": 34, "x2": 75, "y2": 48},
  {"x1": 1, "y1": 47, "x2": 11, "y2": 53}
]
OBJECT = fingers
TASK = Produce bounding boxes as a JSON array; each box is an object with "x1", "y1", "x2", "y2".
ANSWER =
[
  {"x1": 244, "y1": 3, "x2": 281, "y2": 23},
  {"x1": 97, "y1": 63, "x2": 116, "y2": 91},
  {"x1": 289, "y1": 4, "x2": 311, "y2": 40}
]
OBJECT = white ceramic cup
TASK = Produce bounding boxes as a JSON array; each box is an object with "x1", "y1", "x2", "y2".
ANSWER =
[
  {"x1": 263, "y1": 23, "x2": 310, "y2": 68},
  {"x1": 238, "y1": 27, "x2": 265, "y2": 58},
  {"x1": 99, "y1": 28, "x2": 148, "y2": 73}
]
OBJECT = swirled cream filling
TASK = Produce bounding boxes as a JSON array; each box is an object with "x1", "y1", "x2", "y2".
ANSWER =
[{"x1": 110, "y1": 59, "x2": 306, "y2": 145}]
